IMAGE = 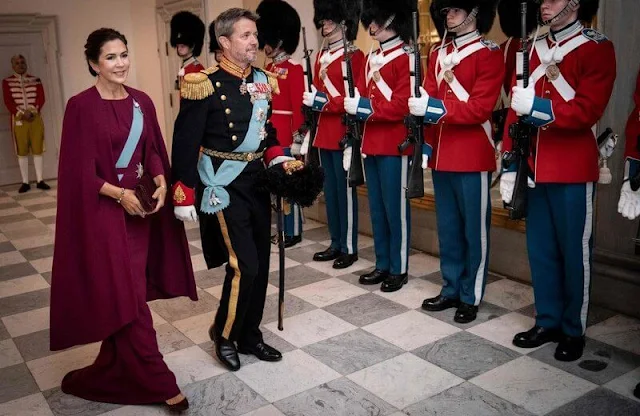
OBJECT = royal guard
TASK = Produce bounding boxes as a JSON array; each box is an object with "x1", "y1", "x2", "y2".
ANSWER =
[
  {"x1": 343, "y1": 0, "x2": 415, "y2": 292},
  {"x1": 618, "y1": 70, "x2": 640, "y2": 222},
  {"x1": 409, "y1": 0, "x2": 503, "y2": 323},
  {"x1": 2, "y1": 55, "x2": 50, "y2": 193},
  {"x1": 500, "y1": 0, "x2": 616, "y2": 361},
  {"x1": 257, "y1": 0, "x2": 306, "y2": 248},
  {"x1": 493, "y1": 0, "x2": 538, "y2": 167},
  {"x1": 304, "y1": 0, "x2": 365, "y2": 269},
  {"x1": 170, "y1": 11, "x2": 205, "y2": 91}
]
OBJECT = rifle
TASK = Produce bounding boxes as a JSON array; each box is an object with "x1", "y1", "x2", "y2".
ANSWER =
[
  {"x1": 399, "y1": 11, "x2": 425, "y2": 199},
  {"x1": 275, "y1": 196, "x2": 285, "y2": 330},
  {"x1": 301, "y1": 27, "x2": 320, "y2": 167},
  {"x1": 338, "y1": 22, "x2": 365, "y2": 187},
  {"x1": 503, "y1": 1, "x2": 536, "y2": 220},
  {"x1": 631, "y1": 138, "x2": 640, "y2": 254}
]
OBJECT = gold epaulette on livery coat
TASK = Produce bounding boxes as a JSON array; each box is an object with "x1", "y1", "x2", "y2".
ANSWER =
[{"x1": 181, "y1": 67, "x2": 217, "y2": 100}]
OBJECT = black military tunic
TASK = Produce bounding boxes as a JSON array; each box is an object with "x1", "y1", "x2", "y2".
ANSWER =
[{"x1": 171, "y1": 61, "x2": 283, "y2": 345}]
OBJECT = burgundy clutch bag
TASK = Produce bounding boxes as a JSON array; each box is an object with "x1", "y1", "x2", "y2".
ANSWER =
[{"x1": 134, "y1": 174, "x2": 158, "y2": 212}]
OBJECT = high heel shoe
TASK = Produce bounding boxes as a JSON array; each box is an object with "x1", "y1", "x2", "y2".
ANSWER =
[{"x1": 165, "y1": 394, "x2": 189, "y2": 413}]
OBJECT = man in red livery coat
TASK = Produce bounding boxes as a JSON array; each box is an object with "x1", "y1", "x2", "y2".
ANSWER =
[
  {"x1": 501, "y1": 0, "x2": 616, "y2": 361},
  {"x1": 343, "y1": 0, "x2": 415, "y2": 292},
  {"x1": 409, "y1": 0, "x2": 503, "y2": 323},
  {"x1": 304, "y1": 0, "x2": 365, "y2": 269},
  {"x1": 257, "y1": 0, "x2": 306, "y2": 247},
  {"x1": 618, "y1": 70, "x2": 640, "y2": 222},
  {"x1": 170, "y1": 11, "x2": 206, "y2": 91},
  {"x1": 2, "y1": 55, "x2": 50, "y2": 192}
]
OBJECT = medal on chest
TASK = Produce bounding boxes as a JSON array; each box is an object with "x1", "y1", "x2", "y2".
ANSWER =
[
  {"x1": 245, "y1": 82, "x2": 272, "y2": 103},
  {"x1": 546, "y1": 64, "x2": 560, "y2": 81}
]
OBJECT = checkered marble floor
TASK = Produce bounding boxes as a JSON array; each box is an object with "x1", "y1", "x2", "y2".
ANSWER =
[{"x1": 1, "y1": 181, "x2": 640, "y2": 416}]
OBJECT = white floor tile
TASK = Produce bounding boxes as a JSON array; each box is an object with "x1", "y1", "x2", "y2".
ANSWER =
[
  {"x1": 408, "y1": 252, "x2": 441, "y2": 276},
  {"x1": 288, "y1": 278, "x2": 367, "y2": 308},
  {"x1": 26, "y1": 342, "x2": 101, "y2": 391},
  {"x1": 0, "y1": 251, "x2": 26, "y2": 268},
  {"x1": 0, "y1": 274, "x2": 49, "y2": 299},
  {"x1": 604, "y1": 367, "x2": 640, "y2": 403},
  {"x1": 363, "y1": 310, "x2": 460, "y2": 351},
  {"x1": 305, "y1": 257, "x2": 374, "y2": 277},
  {"x1": 264, "y1": 309, "x2": 356, "y2": 348},
  {"x1": 164, "y1": 345, "x2": 228, "y2": 386},
  {"x1": 586, "y1": 315, "x2": 640, "y2": 355},
  {"x1": 0, "y1": 393, "x2": 54, "y2": 416},
  {"x1": 2, "y1": 307, "x2": 50, "y2": 338},
  {"x1": 0, "y1": 339, "x2": 23, "y2": 369},
  {"x1": 373, "y1": 278, "x2": 442, "y2": 309},
  {"x1": 172, "y1": 312, "x2": 216, "y2": 345},
  {"x1": 468, "y1": 312, "x2": 542, "y2": 354},
  {"x1": 483, "y1": 279, "x2": 535, "y2": 311}
]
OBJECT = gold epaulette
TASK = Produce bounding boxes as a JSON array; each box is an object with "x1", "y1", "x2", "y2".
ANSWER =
[
  {"x1": 181, "y1": 70, "x2": 215, "y2": 100},
  {"x1": 263, "y1": 69, "x2": 280, "y2": 95}
]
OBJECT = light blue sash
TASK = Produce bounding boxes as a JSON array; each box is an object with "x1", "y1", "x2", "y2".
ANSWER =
[
  {"x1": 115, "y1": 100, "x2": 144, "y2": 181},
  {"x1": 198, "y1": 70, "x2": 269, "y2": 214}
]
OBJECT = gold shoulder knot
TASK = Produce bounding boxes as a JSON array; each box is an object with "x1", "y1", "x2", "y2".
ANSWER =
[
  {"x1": 264, "y1": 70, "x2": 280, "y2": 95},
  {"x1": 181, "y1": 71, "x2": 214, "y2": 100},
  {"x1": 202, "y1": 66, "x2": 219, "y2": 75}
]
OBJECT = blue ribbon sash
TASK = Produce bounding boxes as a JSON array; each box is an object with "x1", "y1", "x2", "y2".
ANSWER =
[{"x1": 115, "y1": 100, "x2": 144, "y2": 181}]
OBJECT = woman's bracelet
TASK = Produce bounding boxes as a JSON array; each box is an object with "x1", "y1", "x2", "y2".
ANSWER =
[{"x1": 116, "y1": 188, "x2": 125, "y2": 204}]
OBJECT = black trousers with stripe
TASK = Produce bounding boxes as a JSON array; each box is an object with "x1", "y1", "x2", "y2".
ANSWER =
[{"x1": 212, "y1": 173, "x2": 272, "y2": 346}]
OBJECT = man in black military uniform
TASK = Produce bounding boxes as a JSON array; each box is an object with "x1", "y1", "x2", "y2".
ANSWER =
[{"x1": 171, "y1": 7, "x2": 300, "y2": 372}]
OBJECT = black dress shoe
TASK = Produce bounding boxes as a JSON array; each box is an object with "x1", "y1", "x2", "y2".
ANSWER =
[
  {"x1": 634, "y1": 382, "x2": 640, "y2": 400},
  {"x1": 284, "y1": 235, "x2": 302, "y2": 248},
  {"x1": 36, "y1": 181, "x2": 50, "y2": 190},
  {"x1": 333, "y1": 253, "x2": 358, "y2": 269},
  {"x1": 421, "y1": 295, "x2": 460, "y2": 311},
  {"x1": 381, "y1": 273, "x2": 408, "y2": 292},
  {"x1": 512, "y1": 325, "x2": 561, "y2": 348},
  {"x1": 18, "y1": 183, "x2": 30, "y2": 193},
  {"x1": 454, "y1": 303, "x2": 478, "y2": 323},
  {"x1": 554, "y1": 335, "x2": 585, "y2": 362},
  {"x1": 208, "y1": 325, "x2": 240, "y2": 371},
  {"x1": 238, "y1": 342, "x2": 282, "y2": 362},
  {"x1": 359, "y1": 269, "x2": 389, "y2": 285},
  {"x1": 313, "y1": 247, "x2": 341, "y2": 262}
]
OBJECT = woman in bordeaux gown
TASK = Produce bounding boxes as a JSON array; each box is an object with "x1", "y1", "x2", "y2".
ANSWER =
[{"x1": 50, "y1": 28, "x2": 197, "y2": 411}]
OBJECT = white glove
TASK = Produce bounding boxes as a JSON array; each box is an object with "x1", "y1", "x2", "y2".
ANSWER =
[
  {"x1": 343, "y1": 88, "x2": 360, "y2": 115},
  {"x1": 302, "y1": 85, "x2": 317, "y2": 107},
  {"x1": 421, "y1": 154, "x2": 429, "y2": 170},
  {"x1": 300, "y1": 130, "x2": 311, "y2": 155},
  {"x1": 511, "y1": 82, "x2": 535, "y2": 116},
  {"x1": 409, "y1": 87, "x2": 429, "y2": 117},
  {"x1": 174, "y1": 205, "x2": 198, "y2": 222},
  {"x1": 343, "y1": 147, "x2": 352, "y2": 171},
  {"x1": 500, "y1": 172, "x2": 516, "y2": 204},
  {"x1": 618, "y1": 181, "x2": 640, "y2": 220}
]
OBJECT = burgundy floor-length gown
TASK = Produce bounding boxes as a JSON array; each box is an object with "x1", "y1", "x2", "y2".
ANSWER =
[{"x1": 51, "y1": 87, "x2": 197, "y2": 405}]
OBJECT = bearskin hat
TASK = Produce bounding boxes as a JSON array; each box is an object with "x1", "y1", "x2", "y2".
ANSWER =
[
  {"x1": 256, "y1": 163, "x2": 325, "y2": 208},
  {"x1": 498, "y1": 0, "x2": 539, "y2": 38},
  {"x1": 313, "y1": 0, "x2": 362, "y2": 41},
  {"x1": 208, "y1": 21, "x2": 220, "y2": 52},
  {"x1": 430, "y1": 0, "x2": 447, "y2": 38},
  {"x1": 434, "y1": 0, "x2": 498, "y2": 34},
  {"x1": 361, "y1": 0, "x2": 418, "y2": 43},
  {"x1": 257, "y1": 0, "x2": 302, "y2": 54},
  {"x1": 532, "y1": 0, "x2": 599, "y2": 23},
  {"x1": 170, "y1": 11, "x2": 205, "y2": 57}
]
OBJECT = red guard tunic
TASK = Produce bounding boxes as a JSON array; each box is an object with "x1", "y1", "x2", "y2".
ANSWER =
[
  {"x1": 176, "y1": 56, "x2": 205, "y2": 91},
  {"x1": 266, "y1": 58, "x2": 305, "y2": 148},
  {"x1": 502, "y1": 23, "x2": 616, "y2": 183},
  {"x1": 312, "y1": 43, "x2": 365, "y2": 150},
  {"x1": 423, "y1": 31, "x2": 505, "y2": 172},
  {"x1": 355, "y1": 38, "x2": 411, "y2": 156}
]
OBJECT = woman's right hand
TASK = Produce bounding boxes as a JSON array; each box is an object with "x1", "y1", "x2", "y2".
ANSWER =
[{"x1": 120, "y1": 189, "x2": 145, "y2": 216}]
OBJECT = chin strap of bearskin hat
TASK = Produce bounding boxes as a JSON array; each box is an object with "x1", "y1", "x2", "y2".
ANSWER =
[
  {"x1": 370, "y1": 14, "x2": 397, "y2": 37},
  {"x1": 446, "y1": 6, "x2": 479, "y2": 33},
  {"x1": 538, "y1": 0, "x2": 580, "y2": 26}
]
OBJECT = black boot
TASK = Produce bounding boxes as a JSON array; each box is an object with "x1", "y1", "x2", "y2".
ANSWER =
[
  {"x1": 421, "y1": 295, "x2": 459, "y2": 312},
  {"x1": 454, "y1": 303, "x2": 478, "y2": 323},
  {"x1": 208, "y1": 325, "x2": 240, "y2": 371},
  {"x1": 634, "y1": 383, "x2": 640, "y2": 400},
  {"x1": 18, "y1": 183, "x2": 30, "y2": 193},
  {"x1": 313, "y1": 247, "x2": 341, "y2": 262},
  {"x1": 512, "y1": 325, "x2": 561, "y2": 348},
  {"x1": 380, "y1": 273, "x2": 408, "y2": 292},
  {"x1": 36, "y1": 181, "x2": 50, "y2": 190},
  {"x1": 333, "y1": 253, "x2": 358, "y2": 269},
  {"x1": 359, "y1": 269, "x2": 388, "y2": 285},
  {"x1": 554, "y1": 335, "x2": 585, "y2": 362}
]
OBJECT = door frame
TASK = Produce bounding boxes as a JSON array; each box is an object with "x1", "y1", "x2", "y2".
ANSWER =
[
  {"x1": 0, "y1": 14, "x2": 65, "y2": 164},
  {"x1": 155, "y1": 0, "x2": 208, "y2": 156}
]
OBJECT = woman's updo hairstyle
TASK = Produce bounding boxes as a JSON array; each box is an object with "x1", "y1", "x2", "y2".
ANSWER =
[{"x1": 84, "y1": 28, "x2": 128, "y2": 77}]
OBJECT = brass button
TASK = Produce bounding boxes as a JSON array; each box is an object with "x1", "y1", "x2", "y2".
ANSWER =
[
  {"x1": 247, "y1": 153, "x2": 254, "y2": 161},
  {"x1": 221, "y1": 95, "x2": 227, "y2": 100},
  {"x1": 216, "y1": 82, "x2": 222, "y2": 88},
  {"x1": 225, "y1": 108, "x2": 231, "y2": 115},
  {"x1": 229, "y1": 122, "x2": 234, "y2": 128},
  {"x1": 232, "y1": 135, "x2": 238, "y2": 141},
  {"x1": 447, "y1": 89, "x2": 452, "y2": 94},
  {"x1": 545, "y1": 90, "x2": 551, "y2": 95},
  {"x1": 542, "y1": 126, "x2": 548, "y2": 131}
]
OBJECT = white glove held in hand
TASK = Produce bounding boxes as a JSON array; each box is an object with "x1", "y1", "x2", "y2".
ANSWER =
[
  {"x1": 302, "y1": 85, "x2": 318, "y2": 107},
  {"x1": 174, "y1": 205, "x2": 198, "y2": 222},
  {"x1": 343, "y1": 147, "x2": 352, "y2": 171},
  {"x1": 343, "y1": 88, "x2": 361, "y2": 116},
  {"x1": 408, "y1": 87, "x2": 429, "y2": 117},
  {"x1": 618, "y1": 181, "x2": 640, "y2": 220}
]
